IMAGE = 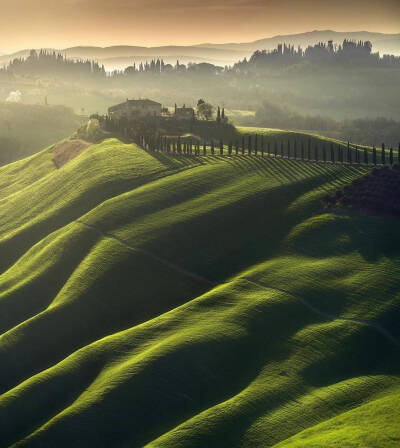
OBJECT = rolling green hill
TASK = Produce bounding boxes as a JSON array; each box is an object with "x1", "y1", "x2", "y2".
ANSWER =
[{"x1": 0, "y1": 135, "x2": 399, "y2": 448}]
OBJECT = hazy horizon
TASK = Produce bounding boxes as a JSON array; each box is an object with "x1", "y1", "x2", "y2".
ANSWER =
[{"x1": 1, "y1": 0, "x2": 399, "y2": 53}]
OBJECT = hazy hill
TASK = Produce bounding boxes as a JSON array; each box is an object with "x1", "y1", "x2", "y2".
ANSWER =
[
  {"x1": 1, "y1": 30, "x2": 399, "y2": 71},
  {"x1": 0, "y1": 103, "x2": 85, "y2": 166},
  {"x1": 0, "y1": 130, "x2": 399, "y2": 447},
  {"x1": 0, "y1": 46, "x2": 248, "y2": 70}
]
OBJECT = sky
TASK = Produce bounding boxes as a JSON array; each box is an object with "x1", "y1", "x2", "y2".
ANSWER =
[{"x1": 1, "y1": 0, "x2": 399, "y2": 53}]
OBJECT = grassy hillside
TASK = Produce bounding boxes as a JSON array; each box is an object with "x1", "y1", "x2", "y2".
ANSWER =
[{"x1": 0, "y1": 134, "x2": 399, "y2": 448}]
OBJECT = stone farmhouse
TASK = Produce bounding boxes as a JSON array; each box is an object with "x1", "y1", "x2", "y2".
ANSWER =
[
  {"x1": 108, "y1": 99, "x2": 196, "y2": 121},
  {"x1": 108, "y1": 99, "x2": 162, "y2": 119}
]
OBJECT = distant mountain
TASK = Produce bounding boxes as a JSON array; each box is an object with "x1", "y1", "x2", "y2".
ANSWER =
[{"x1": 1, "y1": 30, "x2": 399, "y2": 70}]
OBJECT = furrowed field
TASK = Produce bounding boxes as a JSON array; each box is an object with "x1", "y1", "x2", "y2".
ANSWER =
[{"x1": 0, "y1": 130, "x2": 399, "y2": 447}]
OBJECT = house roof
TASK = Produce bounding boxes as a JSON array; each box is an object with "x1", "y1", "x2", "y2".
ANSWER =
[
  {"x1": 127, "y1": 99, "x2": 161, "y2": 106},
  {"x1": 109, "y1": 99, "x2": 161, "y2": 112}
]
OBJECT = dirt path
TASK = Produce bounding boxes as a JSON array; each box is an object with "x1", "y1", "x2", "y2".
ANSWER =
[
  {"x1": 76, "y1": 219, "x2": 216, "y2": 286},
  {"x1": 243, "y1": 277, "x2": 400, "y2": 348},
  {"x1": 76, "y1": 219, "x2": 400, "y2": 348},
  {"x1": 51, "y1": 139, "x2": 91, "y2": 168}
]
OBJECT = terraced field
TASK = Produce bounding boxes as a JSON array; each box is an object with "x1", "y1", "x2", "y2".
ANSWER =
[{"x1": 0, "y1": 135, "x2": 399, "y2": 447}]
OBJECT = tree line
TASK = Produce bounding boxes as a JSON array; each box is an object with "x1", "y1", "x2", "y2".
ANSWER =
[
  {"x1": 232, "y1": 40, "x2": 400, "y2": 72},
  {"x1": 2, "y1": 50, "x2": 106, "y2": 77},
  {"x1": 137, "y1": 132, "x2": 400, "y2": 168},
  {"x1": 2, "y1": 40, "x2": 399, "y2": 80}
]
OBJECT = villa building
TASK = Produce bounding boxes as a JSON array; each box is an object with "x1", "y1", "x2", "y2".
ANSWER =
[{"x1": 108, "y1": 99, "x2": 162, "y2": 119}]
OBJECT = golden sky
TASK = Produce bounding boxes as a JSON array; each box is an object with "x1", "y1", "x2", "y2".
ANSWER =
[{"x1": 1, "y1": 0, "x2": 399, "y2": 52}]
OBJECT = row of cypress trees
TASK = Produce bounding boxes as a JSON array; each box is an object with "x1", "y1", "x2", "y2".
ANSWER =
[{"x1": 140, "y1": 134, "x2": 400, "y2": 166}]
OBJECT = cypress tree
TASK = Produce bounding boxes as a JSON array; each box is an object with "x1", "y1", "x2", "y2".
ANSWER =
[
  {"x1": 398, "y1": 142, "x2": 400, "y2": 165},
  {"x1": 235, "y1": 140, "x2": 239, "y2": 155},
  {"x1": 308, "y1": 140, "x2": 311, "y2": 161},
  {"x1": 373, "y1": 146, "x2": 377, "y2": 165},
  {"x1": 177, "y1": 136, "x2": 181, "y2": 154},
  {"x1": 301, "y1": 141, "x2": 304, "y2": 160},
  {"x1": 347, "y1": 142, "x2": 351, "y2": 164},
  {"x1": 222, "y1": 108, "x2": 225, "y2": 120},
  {"x1": 211, "y1": 140, "x2": 215, "y2": 155},
  {"x1": 323, "y1": 144, "x2": 326, "y2": 163},
  {"x1": 267, "y1": 141, "x2": 271, "y2": 156},
  {"x1": 242, "y1": 136, "x2": 245, "y2": 155},
  {"x1": 228, "y1": 141, "x2": 232, "y2": 155},
  {"x1": 294, "y1": 140, "x2": 297, "y2": 160},
  {"x1": 315, "y1": 144, "x2": 319, "y2": 162},
  {"x1": 203, "y1": 141, "x2": 207, "y2": 156},
  {"x1": 217, "y1": 106, "x2": 221, "y2": 122},
  {"x1": 248, "y1": 135, "x2": 252, "y2": 155},
  {"x1": 390, "y1": 146, "x2": 393, "y2": 165},
  {"x1": 274, "y1": 140, "x2": 278, "y2": 157},
  {"x1": 287, "y1": 140, "x2": 291, "y2": 159},
  {"x1": 220, "y1": 140, "x2": 223, "y2": 155},
  {"x1": 280, "y1": 141, "x2": 284, "y2": 158},
  {"x1": 381, "y1": 143, "x2": 385, "y2": 165},
  {"x1": 261, "y1": 136, "x2": 264, "y2": 157},
  {"x1": 254, "y1": 134, "x2": 258, "y2": 155},
  {"x1": 330, "y1": 143, "x2": 334, "y2": 163},
  {"x1": 364, "y1": 147, "x2": 368, "y2": 165}
]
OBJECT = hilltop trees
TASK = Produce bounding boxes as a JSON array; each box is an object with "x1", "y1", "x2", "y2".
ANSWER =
[
  {"x1": 197, "y1": 101, "x2": 214, "y2": 120},
  {"x1": 6, "y1": 50, "x2": 106, "y2": 78},
  {"x1": 233, "y1": 39, "x2": 399, "y2": 71}
]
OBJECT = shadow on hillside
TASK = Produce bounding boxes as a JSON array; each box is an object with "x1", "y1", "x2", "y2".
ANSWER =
[{"x1": 144, "y1": 149, "x2": 207, "y2": 170}]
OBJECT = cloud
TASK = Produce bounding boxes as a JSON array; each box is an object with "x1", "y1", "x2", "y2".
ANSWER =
[{"x1": 6, "y1": 90, "x2": 22, "y2": 103}]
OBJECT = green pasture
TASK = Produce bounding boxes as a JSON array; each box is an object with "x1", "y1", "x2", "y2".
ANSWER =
[{"x1": 0, "y1": 135, "x2": 398, "y2": 447}]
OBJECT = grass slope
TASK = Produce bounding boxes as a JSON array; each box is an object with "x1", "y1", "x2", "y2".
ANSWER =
[{"x1": 0, "y1": 134, "x2": 399, "y2": 448}]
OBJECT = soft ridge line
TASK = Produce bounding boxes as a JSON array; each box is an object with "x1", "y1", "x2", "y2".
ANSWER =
[
  {"x1": 76, "y1": 220, "x2": 399, "y2": 348},
  {"x1": 242, "y1": 277, "x2": 400, "y2": 348},
  {"x1": 75, "y1": 219, "x2": 216, "y2": 286}
]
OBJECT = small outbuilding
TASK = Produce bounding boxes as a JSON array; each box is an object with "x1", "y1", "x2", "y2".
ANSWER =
[{"x1": 175, "y1": 104, "x2": 195, "y2": 120}]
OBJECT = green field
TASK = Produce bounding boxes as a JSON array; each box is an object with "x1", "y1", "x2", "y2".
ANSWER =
[{"x1": 0, "y1": 134, "x2": 399, "y2": 447}]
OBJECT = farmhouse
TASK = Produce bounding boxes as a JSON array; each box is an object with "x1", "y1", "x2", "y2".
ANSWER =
[{"x1": 108, "y1": 99, "x2": 162, "y2": 119}]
